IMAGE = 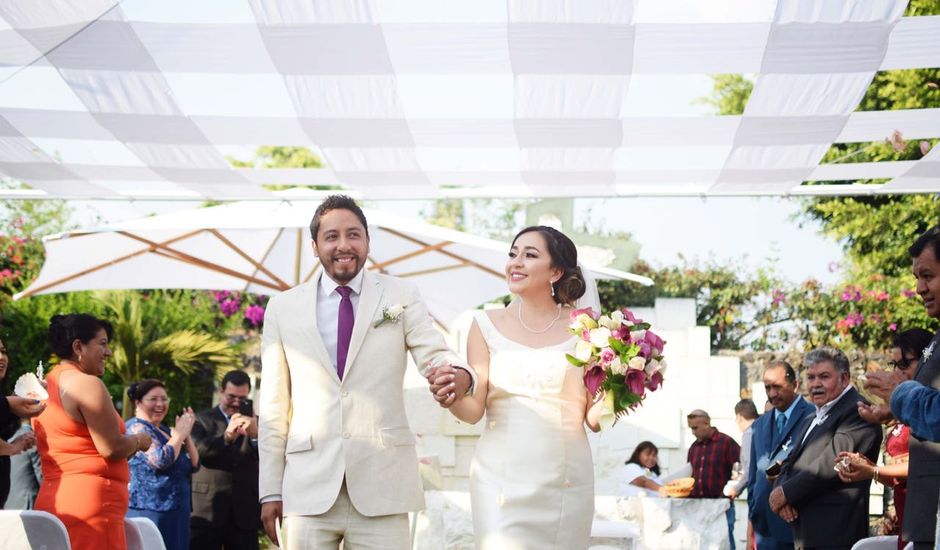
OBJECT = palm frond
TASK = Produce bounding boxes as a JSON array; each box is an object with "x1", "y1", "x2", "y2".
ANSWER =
[{"x1": 144, "y1": 330, "x2": 241, "y2": 375}]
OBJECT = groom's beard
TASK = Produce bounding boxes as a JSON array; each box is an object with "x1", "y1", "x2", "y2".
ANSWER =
[{"x1": 328, "y1": 255, "x2": 364, "y2": 283}]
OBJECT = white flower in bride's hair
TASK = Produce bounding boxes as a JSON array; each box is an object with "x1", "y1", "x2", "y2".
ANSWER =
[
  {"x1": 374, "y1": 303, "x2": 406, "y2": 328},
  {"x1": 628, "y1": 356, "x2": 646, "y2": 371},
  {"x1": 589, "y1": 327, "x2": 611, "y2": 348},
  {"x1": 574, "y1": 340, "x2": 595, "y2": 363}
]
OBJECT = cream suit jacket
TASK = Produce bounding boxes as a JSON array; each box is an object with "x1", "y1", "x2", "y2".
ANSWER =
[{"x1": 258, "y1": 270, "x2": 471, "y2": 517}]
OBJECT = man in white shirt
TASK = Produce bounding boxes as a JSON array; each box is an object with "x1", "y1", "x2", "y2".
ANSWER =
[{"x1": 768, "y1": 348, "x2": 882, "y2": 549}]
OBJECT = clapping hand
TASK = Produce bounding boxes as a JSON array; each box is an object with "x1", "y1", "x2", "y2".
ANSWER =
[
  {"x1": 864, "y1": 370, "x2": 907, "y2": 401},
  {"x1": 857, "y1": 401, "x2": 893, "y2": 425},
  {"x1": 172, "y1": 407, "x2": 196, "y2": 440}
]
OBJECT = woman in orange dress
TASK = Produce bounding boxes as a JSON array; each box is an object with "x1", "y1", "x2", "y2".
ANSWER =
[{"x1": 33, "y1": 314, "x2": 152, "y2": 550}]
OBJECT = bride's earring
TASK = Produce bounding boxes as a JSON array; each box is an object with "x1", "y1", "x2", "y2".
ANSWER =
[
  {"x1": 78, "y1": 353, "x2": 83, "y2": 363},
  {"x1": 550, "y1": 280, "x2": 556, "y2": 297}
]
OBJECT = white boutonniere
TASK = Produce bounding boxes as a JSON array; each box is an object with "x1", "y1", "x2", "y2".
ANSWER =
[
  {"x1": 924, "y1": 340, "x2": 936, "y2": 361},
  {"x1": 781, "y1": 437, "x2": 792, "y2": 453},
  {"x1": 374, "y1": 303, "x2": 406, "y2": 328}
]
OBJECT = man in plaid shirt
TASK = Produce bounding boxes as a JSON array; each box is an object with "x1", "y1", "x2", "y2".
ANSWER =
[{"x1": 687, "y1": 409, "x2": 741, "y2": 549}]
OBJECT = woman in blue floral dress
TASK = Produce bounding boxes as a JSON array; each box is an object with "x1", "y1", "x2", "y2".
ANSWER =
[{"x1": 126, "y1": 379, "x2": 199, "y2": 550}]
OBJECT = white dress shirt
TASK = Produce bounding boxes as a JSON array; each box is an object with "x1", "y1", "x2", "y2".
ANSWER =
[
  {"x1": 318, "y1": 269, "x2": 364, "y2": 372},
  {"x1": 801, "y1": 383, "x2": 853, "y2": 445}
]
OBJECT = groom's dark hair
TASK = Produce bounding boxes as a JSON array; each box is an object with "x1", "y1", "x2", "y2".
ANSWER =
[
  {"x1": 910, "y1": 224, "x2": 940, "y2": 260},
  {"x1": 310, "y1": 195, "x2": 369, "y2": 241}
]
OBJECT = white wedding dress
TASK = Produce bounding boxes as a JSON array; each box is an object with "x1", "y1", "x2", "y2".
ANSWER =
[{"x1": 470, "y1": 311, "x2": 594, "y2": 550}]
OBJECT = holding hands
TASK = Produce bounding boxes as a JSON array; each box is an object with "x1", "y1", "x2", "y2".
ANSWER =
[{"x1": 426, "y1": 364, "x2": 471, "y2": 408}]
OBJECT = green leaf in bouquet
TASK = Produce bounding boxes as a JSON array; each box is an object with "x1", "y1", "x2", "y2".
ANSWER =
[
  {"x1": 608, "y1": 338, "x2": 628, "y2": 354},
  {"x1": 565, "y1": 353, "x2": 586, "y2": 367},
  {"x1": 631, "y1": 322, "x2": 651, "y2": 331},
  {"x1": 617, "y1": 391, "x2": 643, "y2": 411},
  {"x1": 620, "y1": 343, "x2": 640, "y2": 362}
]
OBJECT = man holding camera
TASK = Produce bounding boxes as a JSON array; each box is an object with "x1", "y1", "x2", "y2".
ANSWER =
[{"x1": 190, "y1": 369, "x2": 261, "y2": 550}]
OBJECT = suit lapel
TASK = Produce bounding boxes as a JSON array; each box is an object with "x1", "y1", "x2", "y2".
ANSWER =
[
  {"x1": 342, "y1": 270, "x2": 383, "y2": 381},
  {"x1": 300, "y1": 274, "x2": 340, "y2": 383},
  {"x1": 791, "y1": 388, "x2": 859, "y2": 460}
]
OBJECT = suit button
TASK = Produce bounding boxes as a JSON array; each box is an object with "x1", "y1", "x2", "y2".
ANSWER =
[{"x1": 343, "y1": 432, "x2": 351, "y2": 439}]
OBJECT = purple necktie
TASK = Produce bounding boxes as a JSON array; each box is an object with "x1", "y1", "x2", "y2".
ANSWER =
[{"x1": 335, "y1": 286, "x2": 354, "y2": 380}]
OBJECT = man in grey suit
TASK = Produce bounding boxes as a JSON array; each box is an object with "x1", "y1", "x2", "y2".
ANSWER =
[
  {"x1": 748, "y1": 360, "x2": 813, "y2": 550},
  {"x1": 769, "y1": 348, "x2": 882, "y2": 549}
]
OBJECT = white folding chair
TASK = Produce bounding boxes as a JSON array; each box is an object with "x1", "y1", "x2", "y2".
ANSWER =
[
  {"x1": 127, "y1": 517, "x2": 167, "y2": 550},
  {"x1": 851, "y1": 536, "x2": 900, "y2": 550},
  {"x1": 0, "y1": 509, "x2": 71, "y2": 549}
]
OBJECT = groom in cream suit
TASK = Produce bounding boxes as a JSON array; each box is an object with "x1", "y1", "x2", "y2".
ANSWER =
[{"x1": 258, "y1": 195, "x2": 475, "y2": 550}]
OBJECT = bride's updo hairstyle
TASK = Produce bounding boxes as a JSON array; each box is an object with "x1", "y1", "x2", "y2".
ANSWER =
[
  {"x1": 48, "y1": 313, "x2": 114, "y2": 360},
  {"x1": 510, "y1": 226, "x2": 586, "y2": 306}
]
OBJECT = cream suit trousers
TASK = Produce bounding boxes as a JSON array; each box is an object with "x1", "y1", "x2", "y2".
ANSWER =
[{"x1": 283, "y1": 482, "x2": 409, "y2": 550}]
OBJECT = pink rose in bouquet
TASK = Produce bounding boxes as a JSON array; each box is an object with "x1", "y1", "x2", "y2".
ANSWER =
[{"x1": 566, "y1": 307, "x2": 667, "y2": 429}]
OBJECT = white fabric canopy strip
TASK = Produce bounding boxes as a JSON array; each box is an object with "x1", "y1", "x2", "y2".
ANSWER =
[{"x1": 0, "y1": 0, "x2": 935, "y2": 200}]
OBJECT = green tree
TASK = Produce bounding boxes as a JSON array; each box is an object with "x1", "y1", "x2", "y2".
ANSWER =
[
  {"x1": 0, "y1": 180, "x2": 74, "y2": 303},
  {"x1": 422, "y1": 198, "x2": 528, "y2": 241},
  {"x1": 698, "y1": 3, "x2": 940, "y2": 351},
  {"x1": 227, "y1": 145, "x2": 340, "y2": 191},
  {"x1": 598, "y1": 258, "x2": 778, "y2": 351},
  {"x1": 95, "y1": 290, "x2": 242, "y2": 418}
]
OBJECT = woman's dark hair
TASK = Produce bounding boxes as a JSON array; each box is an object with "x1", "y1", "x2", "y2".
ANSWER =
[
  {"x1": 511, "y1": 226, "x2": 586, "y2": 305},
  {"x1": 893, "y1": 328, "x2": 934, "y2": 359},
  {"x1": 625, "y1": 440, "x2": 660, "y2": 476},
  {"x1": 47, "y1": 314, "x2": 113, "y2": 360},
  {"x1": 127, "y1": 379, "x2": 166, "y2": 403},
  {"x1": 309, "y1": 194, "x2": 369, "y2": 241},
  {"x1": 0, "y1": 336, "x2": 19, "y2": 439}
]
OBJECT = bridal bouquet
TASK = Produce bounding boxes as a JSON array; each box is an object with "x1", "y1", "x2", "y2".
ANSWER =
[{"x1": 566, "y1": 308, "x2": 666, "y2": 428}]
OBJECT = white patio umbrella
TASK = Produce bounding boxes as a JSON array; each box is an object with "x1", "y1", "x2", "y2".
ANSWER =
[{"x1": 14, "y1": 201, "x2": 652, "y2": 329}]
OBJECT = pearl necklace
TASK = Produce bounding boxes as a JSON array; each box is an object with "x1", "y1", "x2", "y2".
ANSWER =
[{"x1": 517, "y1": 300, "x2": 562, "y2": 334}]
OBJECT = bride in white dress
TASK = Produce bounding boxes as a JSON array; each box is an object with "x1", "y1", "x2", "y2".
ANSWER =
[{"x1": 431, "y1": 226, "x2": 606, "y2": 550}]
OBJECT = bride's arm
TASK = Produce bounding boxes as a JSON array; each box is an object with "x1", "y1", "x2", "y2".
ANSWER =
[
  {"x1": 441, "y1": 321, "x2": 489, "y2": 424},
  {"x1": 584, "y1": 390, "x2": 604, "y2": 433}
]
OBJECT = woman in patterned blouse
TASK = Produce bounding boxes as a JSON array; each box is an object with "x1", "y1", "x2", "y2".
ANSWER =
[{"x1": 126, "y1": 379, "x2": 199, "y2": 550}]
